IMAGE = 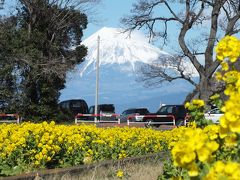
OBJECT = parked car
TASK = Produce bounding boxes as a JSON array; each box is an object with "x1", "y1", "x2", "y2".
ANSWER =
[
  {"x1": 0, "y1": 114, "x2": 20, "y2": 123},
  {"x1": 59, "y1": 99, "x2": 88, "y2": 120},
  {"x1": 204, "y1": 108, "x2": 223, "y2": 124},
  {"x1": 143, "y1": 105, "x2": 187, "y2": 127},
  {"x1": 88, "y1": 104, "x2": 117, "y2": 121},
  {"x1": 120, "y1": 108, "x2": 150, "y2": 123}
]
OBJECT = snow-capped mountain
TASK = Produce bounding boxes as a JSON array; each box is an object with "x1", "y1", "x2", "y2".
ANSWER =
[
  {"x1": 80, "y1": 27, "x2": 169, "y2": 75},
  {"x1": 60, "y1": 27, "x2": 196, "y2": 113}
]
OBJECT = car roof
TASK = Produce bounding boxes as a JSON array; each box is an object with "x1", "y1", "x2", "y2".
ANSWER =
[
  {"x1": 90, "y1": 104, "x2": 114, "y2": 107},
  {"x1": 162, "y1": 105, "x2": 184, "y2": 106},
  {"x1": 60, "y1": 99, "x2": 86, "y2": 103},
  {"x1": 124, "y1": 108, "x2": 148, "y2": 110}
]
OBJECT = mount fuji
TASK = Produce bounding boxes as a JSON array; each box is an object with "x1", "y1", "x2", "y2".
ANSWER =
[{"x1": 60, "y1": 27, "x2": 196, "y2": 113}]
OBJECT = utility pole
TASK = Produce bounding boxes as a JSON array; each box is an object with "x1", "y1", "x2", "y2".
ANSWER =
[{"x1": 94, "y1": 36, "x2": 100, "y2": 123}]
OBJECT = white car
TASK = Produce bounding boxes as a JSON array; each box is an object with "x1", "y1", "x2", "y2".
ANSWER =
[{"x1": 204, "y1": 108, "x2": 223, "y2": 124}]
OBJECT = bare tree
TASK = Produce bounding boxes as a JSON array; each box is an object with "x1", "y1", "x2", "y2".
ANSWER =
[{"x1": 121, "y1": 0, "x2": 240, "y2": 103}]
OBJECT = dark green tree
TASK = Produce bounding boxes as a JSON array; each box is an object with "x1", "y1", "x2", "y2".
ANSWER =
[
  {"x1": 0, "y1": 0, "x2": 89, "y2": 120},
  {"x1": 0, "y1": 17, "x2": 20, "y2": 113}
]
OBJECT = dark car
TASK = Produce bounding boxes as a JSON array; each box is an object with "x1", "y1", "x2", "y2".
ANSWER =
[
  {"x1": 143, "y1": 105, "x2": 187, "y2": 126},
  {"x1": 120, "y1": 108, "x2": 150, "y2": 123},
  {"x1": 0, "y1": 114, "x2": 20, "y2": 123},
  {"x1": 59, "y1": 99, "x2": 88, "y2": 120},
  {"x1": 88, "y1": 104, "x2": 116, "y2": 121}
]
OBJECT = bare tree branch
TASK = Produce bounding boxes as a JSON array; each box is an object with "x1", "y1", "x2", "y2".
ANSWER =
[
  {"x1": 163, "y1": 1, "x2": 184, "y2": 24},
  {"x1": 122, "y1": 0, "x2": 240, "y2": 103},
  {"x1": 138, "y1": 55, "x2": 198, "y2": 87}
]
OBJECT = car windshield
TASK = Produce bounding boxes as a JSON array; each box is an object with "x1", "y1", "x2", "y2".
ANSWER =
[
  {"x1": 71, "y1": 101, "x2": 83, "y2": 107},
  {"x1": 99, "y1": 105, "x2": 115, "y2": 112},
  {"x1": 135, "y1": 109, "x2": 149, "y2": 114},
  {"x1": 157, "y1": 106, "x2": 174, "y2": 114},
  {"x1": 208, "y1": 108, "x2": 223, "y2": 114}
]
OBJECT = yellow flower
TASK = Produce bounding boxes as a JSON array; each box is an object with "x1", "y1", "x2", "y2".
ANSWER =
[
  {"x1": 192, "y1": 99, "x2": 204, "y2": 107},
  {"x1": 187, "y1": 163, "x2": 199, "y2": 177},
  {"x1": 214, "y1": 161, "x2": 225, "y2": 172},
  {"x1": 83, "y1": 156, "x2": 92, "y2": 164},
  {"x1": 48, "y1": 140, "x2": 53, "y2": 145},
  {"x1": 219, "y1": 126, "x2": 229, "y2": 138},
  {"x1": 197, "y1": 148, "x2": 210, "y2": 162},
  {"x1": 210, "y1": 94, "x2": 220, "y2": 100},
  {"x1": 216, "y1": 36, "x2": 240, "y2": 62},
  {"x1": 206, "y1": 141, "x2": 219, "y2": 152},
  {"x1": 221, "y1": 61, "x2": 229, "y2": 71},
  {"x1": 42, "y1": 148, "x2": 48, "y2": 155},
  {"x1": 204, "y1": 161, "x2": 240, "y2": 179},
  {"x1": 224, "y1": 133, "x2": 237, "y2": 147},
  {"x1": 58, "y1": 137, "x2": 63, "y2": 143},
  {"x1": 214, "y1": 72, "x2": 222, "y2": 81},
  {"x1": 185, "y1": 102, "x2": 190, "y2": 109},
  {"x1": 116, "y1": 169, "x2": 124, "y2": 178},
  {"x1": 50, "y1": 121, "x2": 55, "y2": 126},
  {"x1": 38, "y1": 143, "x2": 43, "y2": 148}
]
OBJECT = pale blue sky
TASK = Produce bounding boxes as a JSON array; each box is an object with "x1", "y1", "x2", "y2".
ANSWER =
[
  {"x1": 82, "y1": 0, "x2": 184, "y2": 53},
  {"x1": 83, "y1": 0, "x2": 136, "y2": 39}
]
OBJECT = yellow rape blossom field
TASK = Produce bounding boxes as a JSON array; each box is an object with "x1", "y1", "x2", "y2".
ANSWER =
[
  {"x1": 0, "y1": 121, "x2": 236, "y2": 179},
  {"x1": 0, "y1": 121, "x2": 232, "y2": 179},
  {"x1": 1, "y1": 36, "x2": 240, "y2": 179},
  {"x1": 0, "y1": 122, "x2": 167, "y2": 176}
]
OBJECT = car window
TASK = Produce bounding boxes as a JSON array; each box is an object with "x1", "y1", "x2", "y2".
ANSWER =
[
  {"x1": 122, "y1": 111, "x2": 127, "y2": 115},
  {"x1": 71, "y1": 101, "x2": 82, "y2": 107},
  {"x1": 124, "y1": 109, "x2": 133, "y2": 114},
  {"x1": 99, "y1": 105, "x2": 115, "y2": 113},
  {"x1": 210, "y1": 108, "x2": 223, "y2": 114},
  {"x1": 136, "y1": 109, "x2": 149, "y2": 114},
  {"x1": 157, "y1": 106, "x2": 168, "y2": 113},
  {"x1": 122, "y1": 109, "x2": 149, "y2": 115},
  {"x1": 89, "y1": 106, "x2": 94, "y2": 114},
  {"x1": 167, "y1": 106, "x2": 173, "y2": 113},
  {"x1": 158, "y1": 106, "x2": 185, "y2": 114},
  {"x1": 122, "y1": 110, "x2": 132, "y2": 115}
]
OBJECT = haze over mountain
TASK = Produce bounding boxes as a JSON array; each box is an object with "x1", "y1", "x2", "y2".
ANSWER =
[{"x1": 60, "y1": 27, "x2": 196, "y2": 113}]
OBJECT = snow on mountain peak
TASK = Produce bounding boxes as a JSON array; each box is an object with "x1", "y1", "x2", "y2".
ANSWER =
[{"x1": 80, "y1": 27, "x2": 169, "y2": 75}]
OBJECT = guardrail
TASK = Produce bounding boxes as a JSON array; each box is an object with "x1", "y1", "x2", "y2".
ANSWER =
[
  {"x1": 75, "y1": 113, "x2": 120, "y2": 124},
  {"x1": 75, "y1": 114, "x2": 178, "y2": 127},
  {"x1": 127, "y1": 114, "x2": 176, "y2": 126},
  {"x1": 0, "y1": 114, "x2": 20, "y2": 124}
]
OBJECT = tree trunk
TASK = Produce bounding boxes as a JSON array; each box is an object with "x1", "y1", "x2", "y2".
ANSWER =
[{"x1": 198, "y1": 74, "x2": 214, "y2": 106}]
